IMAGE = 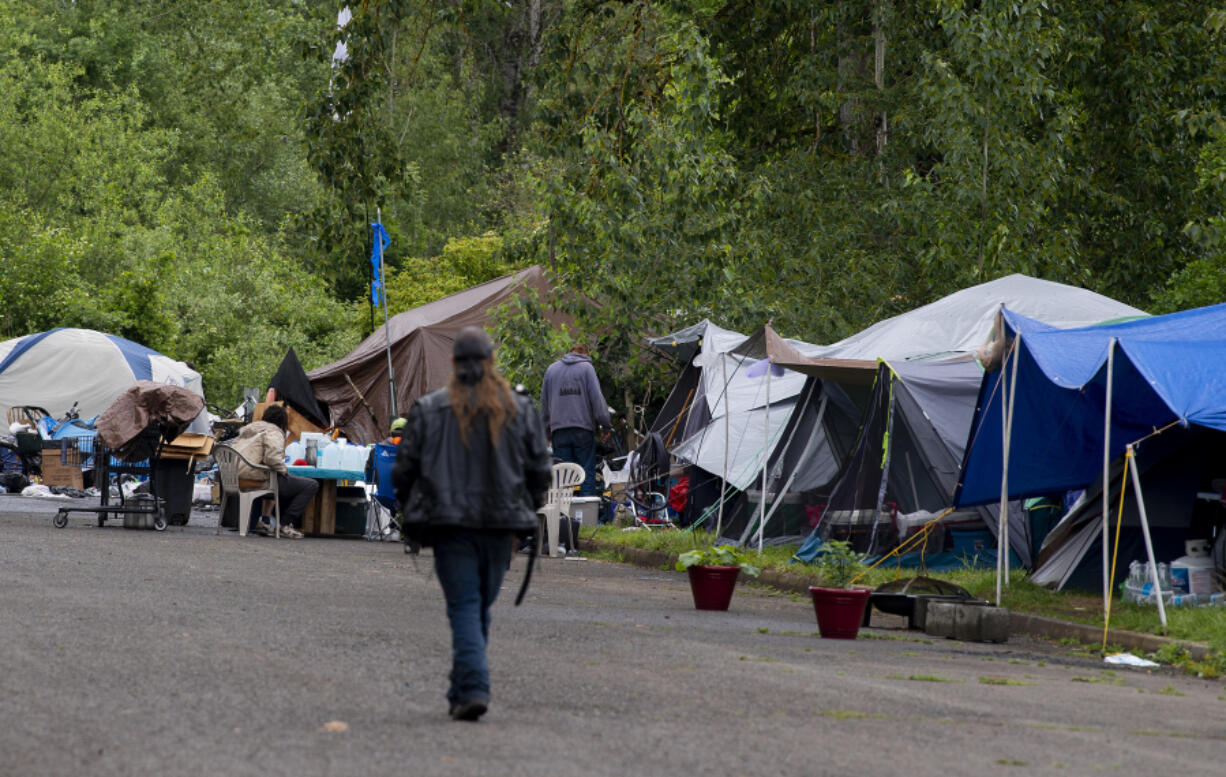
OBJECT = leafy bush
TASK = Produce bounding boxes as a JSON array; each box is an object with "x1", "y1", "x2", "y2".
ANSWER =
[
  {"x1": 811, "y1": 540, "x2": 868, "y2": 589},
  {"x1": 675, "y1": 545, "x2": 761, "y2": 578}
]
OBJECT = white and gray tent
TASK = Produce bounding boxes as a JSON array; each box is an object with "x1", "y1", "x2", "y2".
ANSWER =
[
  {"x1": 648, "y1": 275, "x2": 1145, "y2": 553},
  {"x1": 645, "y1": 321, "x2": 868, "y2": 541}
]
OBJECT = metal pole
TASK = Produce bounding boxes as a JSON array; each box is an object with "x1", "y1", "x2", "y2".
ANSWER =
[
  {"x1": 1004, "y1": 341, "x2": 1019, "y2": 585},
  {"x1": 1101, "y1": 339, "x2": 1115, "y2": 617},
  {"x1": 758, "y1": 361, "x2": 771, "y2": 554},
  {"x1": 996, "y1": 341, "x2": 1017, "y2": 605},
  {"x1": 1127, "y1": 444, "x2": 1167, "y2": 629},
  {"x1": 715, "y1": 356, "x2": 728, "y2": 540},
  {"x1": 378, "y1": 208, "x2": 397, "y2": 420}
]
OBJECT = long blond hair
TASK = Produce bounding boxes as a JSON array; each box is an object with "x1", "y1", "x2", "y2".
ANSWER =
[{"x1": 448, "y1": 356, "x2": 517, "y2": 447}]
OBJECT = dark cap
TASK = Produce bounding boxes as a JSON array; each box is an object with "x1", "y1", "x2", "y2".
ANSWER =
[{"x1": 453, "y1": 326, "x2": 494, "y2": 360}]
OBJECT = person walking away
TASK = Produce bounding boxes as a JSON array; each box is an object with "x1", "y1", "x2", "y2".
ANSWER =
[
  {"x1": 540, "y1": 343, "x2": 611, "y2": 496},
  {"x1": 393, "y1": 326, "x2": 551, "y2": 722},
  {"x1": 230, "y1": 404, "x2": 317, "y2": 538}
]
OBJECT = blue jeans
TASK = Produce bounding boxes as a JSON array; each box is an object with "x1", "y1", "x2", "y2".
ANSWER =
[
  {"x1": 432, "y1": 530, "x2": 514, "y2": 707},
  {"x1": 551, "y1": 427, "x2": 596, "y2": 496}
]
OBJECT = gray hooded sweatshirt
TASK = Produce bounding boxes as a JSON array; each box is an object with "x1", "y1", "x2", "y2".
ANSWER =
[{"x1": 540, "y1": 353, "x2": 611, "y2": 434}]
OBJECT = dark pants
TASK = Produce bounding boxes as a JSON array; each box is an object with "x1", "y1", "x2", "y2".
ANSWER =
[
  {"x1": 432, "y1": 530, "x2": 514, "y2": 707},
  {"x1": 552, "y1": 426, "x2": 596, "y2": 496},
  {"x1": 274, "y1": 473, "x2": 318, "y2": 529}
]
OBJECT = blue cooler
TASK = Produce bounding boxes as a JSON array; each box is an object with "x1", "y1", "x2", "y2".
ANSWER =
[{"x1": 950, "y1": 528, "x2": 994, "y2": 555}]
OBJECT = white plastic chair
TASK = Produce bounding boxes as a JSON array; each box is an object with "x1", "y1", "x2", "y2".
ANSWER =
[
  {"x1": 537, "y1": 462, "x2": 585, "y2": 558},
  {"x1": 213, "y1": 444, "x2": 281, "y2": 538}
]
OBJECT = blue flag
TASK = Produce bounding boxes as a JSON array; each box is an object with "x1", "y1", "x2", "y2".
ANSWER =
[{"x1": 370, "y1": 222, "x2": 390, "y2": 305}]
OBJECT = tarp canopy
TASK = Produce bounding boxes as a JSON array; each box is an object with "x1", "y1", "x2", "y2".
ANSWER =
[
  {"x1": 746, "y1": 275, "x2": 1146, "y2": 383},
  {"x1": 956, "y1": 302, "x2": 1226, "y2": 507},
  {"x1": 309, "y1": 265, "x2": 560, "y2": 444},
  {"x1": 0, "y1": 328, "x2": 207, "y2": 432}
]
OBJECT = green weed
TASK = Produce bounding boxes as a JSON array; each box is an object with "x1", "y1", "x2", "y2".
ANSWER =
[
  {"x1": 885, "y1": 673, "x2": 957, "y2": 683},
  {"x1": 820, "y1": 709, "x2": 893, "y2": 721}
]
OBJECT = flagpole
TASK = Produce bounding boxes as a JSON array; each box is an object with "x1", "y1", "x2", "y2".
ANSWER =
[{"x1": 377, "y1": 208, "x2": 397, "y2": 421}]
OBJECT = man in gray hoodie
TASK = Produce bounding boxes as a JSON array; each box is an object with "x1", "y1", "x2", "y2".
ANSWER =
[{"x1": 540, "y1": 343, "x2": 611, "y2": 496}]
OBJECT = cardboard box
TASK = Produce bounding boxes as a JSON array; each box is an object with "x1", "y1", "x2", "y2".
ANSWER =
[
  {"x1": 160, "y1": 432, "x2": 215, "y2": 461},
  {"x1": 40, "y1": 443, "x2": 84, "y2": 490},
  {"x1": 253, "y1": 401, "x2": 324, "y2": 444}
]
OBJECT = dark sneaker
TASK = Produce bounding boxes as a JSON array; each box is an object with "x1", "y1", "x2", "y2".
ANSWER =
[{"x1": 449, "y1": 698, "x2": 488, "y2": 722}]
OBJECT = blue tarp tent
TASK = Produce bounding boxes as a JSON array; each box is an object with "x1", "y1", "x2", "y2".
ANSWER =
[
  {"x1": 953, "y1": 302, "x2": 1226, "y2": 616},
  {"x1": 955, "y1": 302, "x2": 1226, "y2": 508}
]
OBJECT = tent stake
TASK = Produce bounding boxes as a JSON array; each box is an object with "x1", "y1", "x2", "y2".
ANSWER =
[
  {"x1": 1101, "y1": 339, "x2": 1115, "y2": 617},
  {"x1": 1126, "y1": 444, "x2": 1167, "y2": 630}
]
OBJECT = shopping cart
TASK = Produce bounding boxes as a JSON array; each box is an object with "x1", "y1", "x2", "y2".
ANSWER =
[{"x1": 54, "y1": 424, "x2": 171, "y2": 531}]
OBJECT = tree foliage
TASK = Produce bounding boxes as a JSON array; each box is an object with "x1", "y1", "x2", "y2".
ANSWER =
[{"x1": 2, "y1": 0, "x2": 1225, "y2": 415}]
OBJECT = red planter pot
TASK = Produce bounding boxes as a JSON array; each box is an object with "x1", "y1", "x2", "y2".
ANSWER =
[
  {"x1": 687, "y1": 565, "x2": 741, "y2": 611},
  {"x1": 809, "y1": 586, "x2": 872, "y2": 639}
]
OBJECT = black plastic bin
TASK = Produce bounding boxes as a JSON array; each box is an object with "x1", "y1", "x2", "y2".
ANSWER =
[{"x1": 153, "y1": 458, "x2": 194, "y2": 526}]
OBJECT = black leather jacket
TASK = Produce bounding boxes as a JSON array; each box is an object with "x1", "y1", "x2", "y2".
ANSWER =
[{"x1": 393, "y1": 387, "x2": 551, "y2": 542}]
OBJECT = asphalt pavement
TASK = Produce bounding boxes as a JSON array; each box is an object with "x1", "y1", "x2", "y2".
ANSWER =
[{"x1": 0, "y1": 495, "x2": 1223, "y2": 777}]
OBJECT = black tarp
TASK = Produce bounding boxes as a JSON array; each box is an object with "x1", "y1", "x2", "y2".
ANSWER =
[{"x1": 269, "y1": 348, "x2": 328, "y2": 428}]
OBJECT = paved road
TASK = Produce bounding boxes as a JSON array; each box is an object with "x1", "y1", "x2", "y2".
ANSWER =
[{"x1": 0, "y1": 500, "x2": 1222, "y2": 777}]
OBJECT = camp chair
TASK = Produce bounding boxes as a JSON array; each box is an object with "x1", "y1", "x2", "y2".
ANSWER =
[
  {"x1": 538, "y1": 463, "x2": 585, "y2": 558},
  {"x1": 6, "y1": 405, "x2": 49, "y2": 431},
  {"x1": 212, "y1": 444, "x2": 281, "y2": 538},
  {"x1": 364, "y1": 442, "x2": 400, "y2": 541}
]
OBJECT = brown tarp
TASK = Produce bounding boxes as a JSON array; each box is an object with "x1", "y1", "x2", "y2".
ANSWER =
[
  {"x1": 95, "y1": 382, "x2": 207, "y2": 456},
  {"x1": 308, "y1": 265, "x2": 562, "y2": 444},
  {"x1": 732, "y1": 323, "x2": 879, "y2": 386}
]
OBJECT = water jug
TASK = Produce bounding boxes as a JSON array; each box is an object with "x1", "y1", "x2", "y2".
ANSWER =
[
  {"x1": 1171, "y1": 539, "x2": 1215, "y2": 596},
  {"x1": 285, "y1": 441, "x2": 305, "y2": 464},
  {"x1": 341, "y1": 444, "x2": 368, "y2": 472},
  {"x1": 319, "y1": 442, "x2": 341, "y2": 469}
]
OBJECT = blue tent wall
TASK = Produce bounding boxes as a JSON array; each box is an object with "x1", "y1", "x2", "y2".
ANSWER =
[{"x1": 956, "y1": 302, "x2": 1226, "y2": 507}]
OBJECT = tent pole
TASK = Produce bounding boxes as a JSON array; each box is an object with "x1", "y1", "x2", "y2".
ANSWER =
[
  {"x1": 996, "y1": 340, "x2": 1018, "y2": 604},
  {"x1": 715, "y1": 356, "x2": 728, "y2": 540},
  {"x1": 1100, "y1": 339, "x2": 1115, "y2": 617},
  {"x1": 1126, "y1": 444, "x2": 1167, "y2": 630},
  {"x1": 378, "y1": 207, "x2": 397, "y2": 421},
  {"x1": 1004, "y1": 341, "x2": 1019, "y2": 585},
  {"x1": 759, "y1": 361, "x2": 771, "y2": 554}
]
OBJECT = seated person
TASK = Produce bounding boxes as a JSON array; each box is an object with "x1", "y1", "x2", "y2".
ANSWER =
[
  {"x1": 230, "y1": 404, "x2": 317, "y2": 539},
  {"x1": 386, "y1": 416, "x2": 407, "y2": 446}
]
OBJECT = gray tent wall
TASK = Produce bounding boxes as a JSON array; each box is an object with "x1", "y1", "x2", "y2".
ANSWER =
[
  {"x1": 1030, "y1": 426, "x2": 1224, "y2": 591},
  {"x1": 648, "y1": 358, "x2": 710, "y2": 449},
  {"x1": 812, "y1": 358, "x2": 1030, "y2": 564},
  {"x1": 713, "y1": 376, "x2": 865, "y2": 545}
]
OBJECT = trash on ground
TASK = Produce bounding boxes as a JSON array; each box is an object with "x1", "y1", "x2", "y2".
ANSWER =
[{"x1": 1103, "y1": 652, "x2": 1159, "y2": 668}]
